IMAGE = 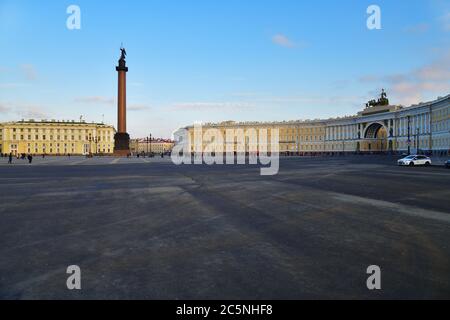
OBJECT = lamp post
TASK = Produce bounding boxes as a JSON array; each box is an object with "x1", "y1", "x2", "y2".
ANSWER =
[
  {"x1": 88, "y1": 136, "x2": 92, "y2": 156},
  {"x1": 149, "y1": 133, "x2": 152, "y2": 156},
  {"x1": 417, "y1": 128, "x2": 420, "y2": 154},
  {"x1": 407, "y1": 115, "x2": 411, "y2": 155}
]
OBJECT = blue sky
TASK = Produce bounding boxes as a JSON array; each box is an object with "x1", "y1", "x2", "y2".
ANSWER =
[{"x1": 1, "y1": 0, "x2": 449, "y2": 138}]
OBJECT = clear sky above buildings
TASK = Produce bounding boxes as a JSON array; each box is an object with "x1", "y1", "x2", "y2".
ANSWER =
[{"x1": 0, "y1": 0, "x2": 449, "y2": 138}]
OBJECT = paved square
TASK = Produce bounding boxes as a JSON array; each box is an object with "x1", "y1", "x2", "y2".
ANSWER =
[{"x1": 0, "y1": 156, "x2": 449, "y2": 299}]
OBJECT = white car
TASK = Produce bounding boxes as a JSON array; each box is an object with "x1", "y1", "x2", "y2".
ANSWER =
[{"x1": 397, "y1": 155, "x2": 432, "y2": 166}]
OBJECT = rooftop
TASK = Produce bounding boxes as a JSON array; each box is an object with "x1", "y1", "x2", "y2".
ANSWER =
[
  {"x1": 131, "y1": 138, "x2": 175, "y2": 143},
  {"x1": 1, "y1": 119, "x2": 114, "y2": 127}
]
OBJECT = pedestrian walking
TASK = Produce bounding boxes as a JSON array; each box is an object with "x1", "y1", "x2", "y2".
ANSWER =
[
  {"x1": 8, "y1": 153, "x2": 13, "y2": 164},
  {"x1": 27, "y1": 154, "x2": 33, "y2": 164}
]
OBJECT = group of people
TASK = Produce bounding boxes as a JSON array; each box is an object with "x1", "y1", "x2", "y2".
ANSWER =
[{"x1": 3, "y1": 153, "x2": 34, "y2": 164}]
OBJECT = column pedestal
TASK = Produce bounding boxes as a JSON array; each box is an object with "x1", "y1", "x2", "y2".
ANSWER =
[{"x1": 114, "y1": 132, "x2": 130, "y2": 156}]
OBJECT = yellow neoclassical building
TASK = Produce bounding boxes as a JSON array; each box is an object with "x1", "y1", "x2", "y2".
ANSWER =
[
  {"x1": 179, "y1": 120, "x2": 327, "y2": 154},
  {"x1": 0, "y1": 119, "x2": 116, "y2": 156},
  {"x1": 176, "y1": 93, "x2": 450, "y2": 156},
  {"x1": 130, "y1": 138, "x2": 175, "y2": 154}
]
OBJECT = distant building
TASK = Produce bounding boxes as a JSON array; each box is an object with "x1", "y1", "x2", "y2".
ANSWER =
[
  {"x1": 130, "y1": 138, "x2": 175, "y2": 154},
  {"x1": 176, "y1": 93, "x2": 450, "y2": 155},
  {"x1": 0, "y1": 119, "x2": 116, "y2": 156}
]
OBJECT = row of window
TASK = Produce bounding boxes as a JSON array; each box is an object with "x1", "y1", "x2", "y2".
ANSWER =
[
  {"x1": 6, "y1": 127, "x2": 112, "y2": 135},
  {"x1": 7, "y1": 135, "x2": 112, "y2": 142}
]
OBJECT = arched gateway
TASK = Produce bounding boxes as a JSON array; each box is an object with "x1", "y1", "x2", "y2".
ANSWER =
[{"x1": 362, "y1": 122, "x2": 388, "y2": 152}]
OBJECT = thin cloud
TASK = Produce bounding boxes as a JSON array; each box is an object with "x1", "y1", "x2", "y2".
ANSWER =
[
  {"x1": 129, "y1": 104, "x2": 150, "y2": 111},
  {"x1": 74, "y1": 96, "x2": 115, "y2": 105},
  {"x1": 415, "y1": 55, "x2": 450, "y2": 81},
  {"x1": 19, "y1": 106, "x2": 48, "y2": 119},
  {"x1": 230, "y1": 92, "x2": 265, "y2": 98},
  {"x1": 360, "y1": 50, "x2": 450, "y2": 105},
  {"x1": 0, "y1": 101, "x2": 50, "y2": 119},
  {"x1": 359, "y1": 75, "x2": 380, "y2": 83},
  {"x1": 272, "y1": 34, "x2": 296, "y2": 48},
  {"x1": 0, "y1": 83, "x2": 31, "y2": 89},
  {"x1": 404, "y1": 23, "x2": 430, "y2": 34},
  {"x1": 172, "y1": 102, "x2": 254, "y2": 111},
  {"x1": 20, "y1": 64, "x2": 37, "y2": 81},
  {"x1": 251, "y1": 95, "x2": 361, "y2": 105},
  {"x1": 440, "y1": 12, "x2": 450, "y2": 31},
  {"x1": 0, "y1": 103, "x2": 13, "y2": 113}
]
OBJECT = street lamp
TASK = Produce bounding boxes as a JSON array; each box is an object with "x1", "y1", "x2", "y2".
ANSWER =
[
  {"x1": 416, "y1": 128, "x2": 420, "y2": 154},
  {"x1": 94, "y1": 137, "x2": 98, "y2": 155},
  {"x1": 149, "y1": 133, "x2": 152, "y2": 156},
  {"x1": 88, "y1": 136, "x2": 92, "y2": 156},
  {"x1": 407, "y1": 115, "x2": 411, "y2": 155}
]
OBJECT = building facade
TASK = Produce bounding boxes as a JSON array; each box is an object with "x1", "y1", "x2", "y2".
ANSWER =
[
  {"x1": 130, "y1": 138, "x2": 175, "y2": 155},
  {"x1": 0, "y1": 120, "x2": 116, "y2": 156},
  {"x1": 176, "y1": 93, "x2": 450, "y2": 156}
]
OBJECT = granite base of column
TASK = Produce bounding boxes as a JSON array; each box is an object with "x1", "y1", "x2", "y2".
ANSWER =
[{"x1": 114, "y1": 132, "x2": 130, "y2": 156}]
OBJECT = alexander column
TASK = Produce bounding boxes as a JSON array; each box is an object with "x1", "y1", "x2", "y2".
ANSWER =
[{"x1": 114, "y1": 47, "x2": 130, "y2": 156}]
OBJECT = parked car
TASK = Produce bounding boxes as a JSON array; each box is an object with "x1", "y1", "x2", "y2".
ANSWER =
[
  {"x1": 445, "y1": 160, "x2": 450, "y2": 168},
  {"x1": 397, "y1": 155, "x2": 432, "y2": 166}
]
